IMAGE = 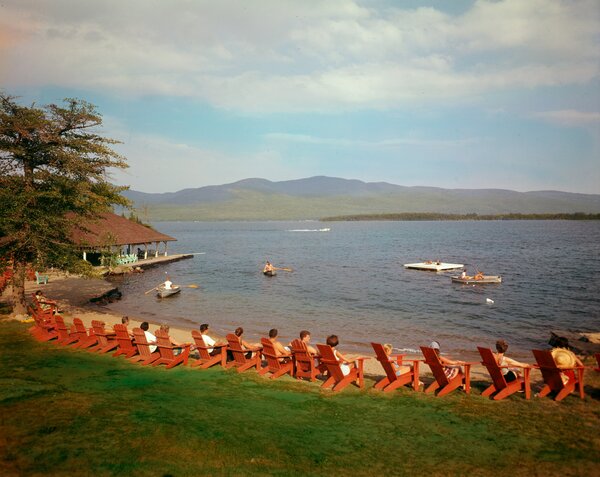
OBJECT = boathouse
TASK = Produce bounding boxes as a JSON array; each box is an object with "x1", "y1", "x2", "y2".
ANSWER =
[{"x1": 71, "y1": 212, "x2": 176, "y2": 266}]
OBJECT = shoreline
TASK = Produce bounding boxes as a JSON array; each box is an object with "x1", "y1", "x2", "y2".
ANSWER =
[{"x1": 4, "y1": 272, "x2": 599, "y2": 383}]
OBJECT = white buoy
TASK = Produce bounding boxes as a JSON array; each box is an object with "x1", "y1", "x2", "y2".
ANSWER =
[{"x1": 486, "y1": 298, "x2": 494, "y2": 304}]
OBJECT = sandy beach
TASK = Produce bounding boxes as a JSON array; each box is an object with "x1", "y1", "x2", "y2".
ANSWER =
[{"x1": 5, "y1": 272, "x2": 599, "y2": 384}]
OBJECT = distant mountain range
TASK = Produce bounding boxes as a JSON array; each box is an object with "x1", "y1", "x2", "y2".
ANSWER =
[{"x1": 121, "y1": 176, "x2": 600, "y2": 221}]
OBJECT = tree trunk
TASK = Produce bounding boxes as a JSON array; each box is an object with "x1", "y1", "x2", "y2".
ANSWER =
[{"x1": 11, "y1": 261, "x2": 28, "y2": 317}]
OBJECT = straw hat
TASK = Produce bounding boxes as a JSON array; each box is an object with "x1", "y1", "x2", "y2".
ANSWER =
[{"x1": 551, "y1": 348, "x2": 577, "y2": 368}]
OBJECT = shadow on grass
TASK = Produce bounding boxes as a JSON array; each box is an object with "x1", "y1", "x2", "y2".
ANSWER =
[{"x1": 0, "y1": 321, "x2": 599, "y2": 477}]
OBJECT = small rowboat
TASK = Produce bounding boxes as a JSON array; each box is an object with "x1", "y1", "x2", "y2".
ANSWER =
[
  {"x1": 451, "y1": 275, "x2": 502, "y2": 284},
  {"x1": 156, "y1": 285, "x2": 181, "y2": 298},
  {"x1": 263, "y1": 270, "x2": 277, "y2": 277}
]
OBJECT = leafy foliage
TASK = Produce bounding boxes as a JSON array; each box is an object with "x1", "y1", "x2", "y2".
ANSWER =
[{"x1": 0, "y1": 93, "x2": 129, "y2": 312}]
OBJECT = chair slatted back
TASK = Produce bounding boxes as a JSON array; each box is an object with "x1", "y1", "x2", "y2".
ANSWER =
[
  {"x1": 133, "y1": 328, "x2": 154, "y2": 358},
  {"x1": 226, "y1": 334, "x2": 249, "y2": 365},
  {"x1": 420, "y1": 346, "x2": 450, "y2": 387},
  {"x1": 290, "y1": 339, "x2": 317, "y2": 379},
  {"x1": 113, "y1": 324, "x2": 135, "y2": 353},
  {"x1": 155, "y1": 329, "x2": 176, "y2": 360},
  {"x1": 191, "y1": 331, "x2": 212, "y2": 361},
  {"x1": 260, "y1": 338, "x2": 284, "y2": 372},
  {"x1": 316, "y1": 344, "x2": 345, "y2": 383},
  {"x1": 53, "y1": 315, "x2": 70, "y2": 341},
  {"x1": 478, "y1": 347, "x2": 508, "y2": 391},
  {"x1": 91, "y1": 320, "x2": 112, "y2": 347},
  {"x1": 532, "y1": 349, "x2": 566, "y2": 392},
  {"x1": 371, "y1": 343, "x2": 399, "y2": 383}
]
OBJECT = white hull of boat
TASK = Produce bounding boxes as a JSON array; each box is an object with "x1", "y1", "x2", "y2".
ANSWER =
[{"x1": 157, "y1": 285, "x2": 181, "y2": 298}]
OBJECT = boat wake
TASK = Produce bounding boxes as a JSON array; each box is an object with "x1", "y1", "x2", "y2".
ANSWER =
[{"x1": 287, "y1": 228, "x2": 331, "y2": 232}]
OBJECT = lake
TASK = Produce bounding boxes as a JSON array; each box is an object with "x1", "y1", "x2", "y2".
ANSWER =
[{"x1": 104, "y1": 220, "x2": 600, "y2": 360}]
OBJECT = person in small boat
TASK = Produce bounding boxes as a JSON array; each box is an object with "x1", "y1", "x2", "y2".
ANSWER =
[
  {"x1": 494, "y1": 339, "x2": 529, "y2": 382},
  {"x1": 140, "y1": 321, "x2": 157, "y2": 353},
  {"x1": 263, "y1": 261, "x2": 274, "y2": 274},
  {"x1": 268, "y1": 328, "x2": 290, "y2": 358},
  {"x1": 327, "y1": 334, "x2": 354, "y2": 376},
  {"x1": 430, "y1": 341, "x2": 464, "y2": 380},
  {"x1": 474, "y1": 271, "x2": 484, "y2": 280},
  {"x1": 460, "y1": 269, "x2": 467, "y2": 279},
  {"x1": 163, "y1": 275, "x2": 173, "y2": 290}
]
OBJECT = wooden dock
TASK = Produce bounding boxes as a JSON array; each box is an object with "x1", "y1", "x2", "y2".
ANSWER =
[
  {"x1": 104, "y1": 254, "x2": 194, "y2": 275},
  {"x1": 404, "y1": 262, "x2": 464, "y2": 272}
]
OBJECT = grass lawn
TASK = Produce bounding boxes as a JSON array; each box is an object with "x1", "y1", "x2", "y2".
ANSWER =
[{"x1": 0, "y1": 320, "x2": 599, "y2": 476}]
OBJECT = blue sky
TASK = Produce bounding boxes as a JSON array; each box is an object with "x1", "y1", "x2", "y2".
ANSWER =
[{"x1": 1, "y1": 0, "x2": 599, "y2": 193}]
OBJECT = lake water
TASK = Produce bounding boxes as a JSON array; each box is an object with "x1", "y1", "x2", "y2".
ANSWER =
[{"x1": 103, "y1": 220, "x2": 600, "y2": 359}]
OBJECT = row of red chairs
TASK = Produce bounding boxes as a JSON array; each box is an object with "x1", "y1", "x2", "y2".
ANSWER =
[{"x1": 27, "y1": 307, "x2": 598, "y2": 401}]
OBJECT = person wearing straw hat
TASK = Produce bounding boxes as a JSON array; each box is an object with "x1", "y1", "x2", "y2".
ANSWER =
[{"x1": 551, "y1": 337, "x2": 583, "y2": 384}]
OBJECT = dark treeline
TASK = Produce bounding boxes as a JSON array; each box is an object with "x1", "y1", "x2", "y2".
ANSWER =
[{"x1": 321, "y1": 212, "x2": 600, "y2": 221}]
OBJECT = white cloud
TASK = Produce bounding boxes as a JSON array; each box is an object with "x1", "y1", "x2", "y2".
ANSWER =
[
  {"x1": 1, "y1": 0, "x2": 598, "y2": 113},
  {"x1": 532, "y1": 109, "x2": 600, "y2": 126},
  {"x1": 264, "y1": 132, "x2": 479, "y2": 148}
]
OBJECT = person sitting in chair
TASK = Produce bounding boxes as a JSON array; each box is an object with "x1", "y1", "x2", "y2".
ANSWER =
[
  {"x1": 268, "y1": 328, "x2": 290, "y2": 358},
  {"x1": 140, "y1": 321, "x2": 157, "y2": 353},
  {"x1": 430, "y1": 341, "x2": 464, "y2": 380},
  {"x1": 327, "y1": 334, "x2": 354, "y2": 376},
  {"x1": 494, "y1": 339, "x2": 529, "y2": 382}
]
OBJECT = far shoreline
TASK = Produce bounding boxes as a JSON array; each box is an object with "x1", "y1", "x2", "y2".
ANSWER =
[{"x1": 320, "y1": 212, "x2": 600, "y2": 221}]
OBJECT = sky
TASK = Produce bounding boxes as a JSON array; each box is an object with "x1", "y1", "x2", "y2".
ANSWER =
[{"x1": 1, "y1": 0, "x2": 599, "y2": 194}]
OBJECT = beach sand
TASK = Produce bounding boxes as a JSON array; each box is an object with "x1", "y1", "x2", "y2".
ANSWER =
[{"x1": 6, "y1": 272, "x2": 595, "y2": 384}]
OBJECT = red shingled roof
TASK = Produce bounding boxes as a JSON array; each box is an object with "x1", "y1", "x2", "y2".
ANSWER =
[{"x1": 71, "y1": 212, "x2": 176, "y2": 248}]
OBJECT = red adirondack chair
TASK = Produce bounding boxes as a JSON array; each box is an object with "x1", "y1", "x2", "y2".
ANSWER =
[
  {"x1": 130, "y1": 328, "x2": 160, "y2": 365},
  {"x1": 190, "y1": 330, "x2": 227, "y2": 369},
  {"x1": 52, "y1": 315, "x2": 82, "y2": 346},
  {"x1": 316, "y1": 344, "x2": 368, "y2": 392},
  {"x1": 420, "y1": 346, "x2": 472, "y2": 397},
  {"x1": 289, "y1": 339, "x2": 325, "y2": 382},
  {"x1": 88, "y1": 320, "x2": 119, "y2": 353},
  {"x1": 26, "y1": 306, "x2": 56, "y2": 342},
  {"x1": 152, "y1": 329, "x2": 190, "y2": 369},
  {"x1": 112, "y1": 324, "x2": 138, "y2": 358},
  {"x1": 371, "y1": 343, "x2": 421, "y2": 392},
  {"x1": 477, "y1": 347, "x2": 531, "y2": 400},
  {"x1": 69, "y1": 318, "x2": 97, "y2": 349},
  {"x1": 532, "y1": 349, "x2": 585, "y2": 401},
  {"x1": 258, "y1": 338, "x2": 294, "y2": 379},
  {"x1": 225, "y1": 334, "x2": 262, "y2": 373},
  {"x1": 29, "y1": 312, "x2": 58, "y2": 341}
]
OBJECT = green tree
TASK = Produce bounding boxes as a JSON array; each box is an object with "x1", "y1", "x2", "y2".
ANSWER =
[{"x1": 0, "y1": 93, "x2": 129, "y2": 316}]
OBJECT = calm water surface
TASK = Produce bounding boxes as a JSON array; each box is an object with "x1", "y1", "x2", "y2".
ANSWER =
[{"x1": 104, "y1": 220, "x2": 600, "y2": 359}]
